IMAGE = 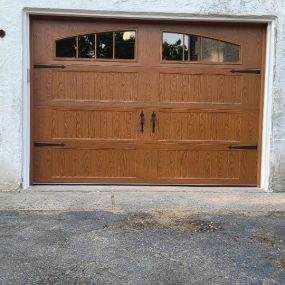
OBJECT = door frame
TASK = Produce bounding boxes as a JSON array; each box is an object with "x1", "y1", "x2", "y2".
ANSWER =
[{"x1": 22, "y1": 8, "x2": 276, "y2": 190}]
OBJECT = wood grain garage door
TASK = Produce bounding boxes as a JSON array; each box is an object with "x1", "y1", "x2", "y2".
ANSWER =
[{"x1": 31, "y1": 17, "x2": 265, "y2": 185}]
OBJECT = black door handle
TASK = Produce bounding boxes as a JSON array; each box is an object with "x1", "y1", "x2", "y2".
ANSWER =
[
  {"x1": 140, "y1": 112, "x2": 145, "y2": 133},
  {"x1": 151, "y1": 112, "x2": 157, "y2": 133}
]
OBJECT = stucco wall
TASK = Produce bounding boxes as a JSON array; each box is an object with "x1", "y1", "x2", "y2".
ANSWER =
[{"x1": 0, "y1": 0, "x2": 284, "y2": 191}]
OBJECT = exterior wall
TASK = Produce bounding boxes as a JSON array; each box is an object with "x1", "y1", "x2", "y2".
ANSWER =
[{"x1": 0, "y1": 0, "x2": 284, "y2": 191}]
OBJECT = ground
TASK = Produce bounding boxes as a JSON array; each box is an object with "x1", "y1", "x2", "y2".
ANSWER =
[{"x1": 1, "y1": 210, "x2": 285, "y2": 285}]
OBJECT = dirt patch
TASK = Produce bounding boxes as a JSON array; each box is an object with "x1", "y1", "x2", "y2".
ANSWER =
[
  {"x1": 120, "y1": 211, "x2": 223, "y2": 233},
  {"x1": 251, "y1": 227, "x2": 275, "y2": 247},
  {"x1": 251, "y1": 235, "x2": 275, "y2": 247},
  {"x1": 276, "y1": 259, "x2": 285, "y2": 271}
]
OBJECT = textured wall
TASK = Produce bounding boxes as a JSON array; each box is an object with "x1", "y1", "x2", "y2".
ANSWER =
[{"x1": 0, "y1": 0, "x2": 285, "y2": 191}]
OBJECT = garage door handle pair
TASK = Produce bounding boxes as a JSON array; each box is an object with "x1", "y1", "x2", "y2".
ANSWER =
[{"x1": 140, "y1": 112, "x2": 157, "y2": 133}]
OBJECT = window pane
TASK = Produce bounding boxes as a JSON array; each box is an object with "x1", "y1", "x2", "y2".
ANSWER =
[
  {"x1": 115, "y1": 31, "x2": 136, "y2": 59},
  {"x1": 96, "y1": 32, "x2": 113, "y2": 59},
  {"x1": 56, "y1": 37, "x2": 77, "y2": 58},
  {"x1": 201, "y1": 38, "x2": 219, "y2": 62},
  {"x1": 162, "y1": 32, "x2": 183, "y2": 61},
  {"x1": 219, "y1": 41, "x2": 240, "y2": 62},
  {"x1": 79, "y1": 34, "x2": 95, "y2": 58},
  {"x1": 184, "y1": 35, "x2": 201, "y2": 61}
]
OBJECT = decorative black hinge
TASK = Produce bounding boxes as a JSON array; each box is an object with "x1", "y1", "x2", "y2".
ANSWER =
[
  {"x1": 230, "y1": 69, "x2": 261, "y2": 74},
  {"x1": 34, "y1": 64, "x2": 65, "y2": 69},
  {"x1": 228, "y1": 145, "x2": 257, "y2": 150},
  {"x1": 34, "y1": 142, "x2": 65, "y2": 147}
]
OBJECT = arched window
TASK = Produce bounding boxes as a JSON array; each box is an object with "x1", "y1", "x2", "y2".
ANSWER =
[
  {"x1": 55, "y1": 31, "x2": 136, "y2": 60},
  {"x1": 162, "y1": 32, "x2": 240, "y2": 63}
]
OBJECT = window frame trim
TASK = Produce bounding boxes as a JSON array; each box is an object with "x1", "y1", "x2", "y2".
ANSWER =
[
  {"x1": 53, "y1": 28, "x2": 138, "y2": 62},
  {"x1": 161, "y1": 30, "x2": 242, "y2": 65}
]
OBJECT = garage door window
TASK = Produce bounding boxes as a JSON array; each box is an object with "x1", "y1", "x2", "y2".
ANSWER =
[
  {"x1": 55, "y1": 37, "x2": 77, "y2": 58},
  {"x1": 79, "y1": 34, "x2": 95, "y2": 58},
  {"x1": 55, "y1": 30, "x2": 136, "y2": 60},
  {"x1": 162, "y1": 32, "x2": 240, "y2": 63}
]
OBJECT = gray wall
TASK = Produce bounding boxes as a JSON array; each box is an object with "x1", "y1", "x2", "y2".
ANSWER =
[{"x1": 0, "y1": 0, "x2": 284, "y2": 191}]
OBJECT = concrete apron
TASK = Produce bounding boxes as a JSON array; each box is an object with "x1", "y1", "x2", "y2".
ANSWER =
[{"x1": 0, "y1": 187, "x2": 285, "y2": 213}]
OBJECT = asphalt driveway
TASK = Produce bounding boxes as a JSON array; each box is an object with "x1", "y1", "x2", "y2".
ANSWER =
[{"x1": 0, "y1": 210, "x2": 285, "y2": 285}]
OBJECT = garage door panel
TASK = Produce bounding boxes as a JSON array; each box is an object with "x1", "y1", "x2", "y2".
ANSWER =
[
  {"x1": 159, "y1": 73, "x2": 260, "y2": 106},
  {"x1": 33, "y1": 69, "x2": 140, "y2": 104},
  {"x1": 157, "y1": 111, "x2": 258, "y2": 143},
  {"x1": 53, "y1": 149, "x2": 137, "y2": 178},
  {"x1": 32, "y1": 145, "x2": 257, "y2": 184},
  {"x1": 33, "y1": 108, "x2": 141, "y2": 141},
  {"x1": 33, "y1": 148, "x2": 137, "y2": 182},
  {"x1": 33, "y1": 147, "x2": 256, "y2": 184},
  {"x1": 159, "y1": 73, "x2": 243, "y2": 104},
  {"x1": 157, "y1": 149, "x2": 256, "y2": 182},
  {"x1": 52, "y1": 71, "x2": 139, "y2": 102}
]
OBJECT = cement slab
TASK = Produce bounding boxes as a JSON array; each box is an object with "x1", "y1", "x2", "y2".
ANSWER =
[
  {"x1": 0, "y1": 189, "x2": 284, "y2": 213},
  {"x1": 26, "y1": 185, "x2": 263, "y2": 193},
  {"x1": 0, "y1": 192, "x2": 112, "y2": 211},
  {"x1": 113, "y1": 191, "x2": 285, "y2": 213}
]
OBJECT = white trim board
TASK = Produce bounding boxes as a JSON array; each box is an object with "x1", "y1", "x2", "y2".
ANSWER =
[
  {"x1": 22, "y1": 11, "x2": 31, "y2": 189},
  {"x1": 22, "y1": 10, "x2": 276, "y2": 191},
  {"x1": 23, "y1": 8, "x2": 276, "y2": 22}
]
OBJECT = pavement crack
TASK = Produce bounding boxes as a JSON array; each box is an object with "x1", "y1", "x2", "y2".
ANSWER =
[{"x1": 111, "y1": 192, "x2": 115, "y2": 210}]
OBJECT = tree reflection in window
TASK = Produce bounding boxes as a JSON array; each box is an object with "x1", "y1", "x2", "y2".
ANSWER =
[
  {"x1": 162, "y1": 32, "x2": 240, "y2": 63},
  {"x1": 162, "y1": 33, "x2": 184, "y2": 61},
  {"x1": 79, "y1": 34, "x2": 95, "y2": 58},
  {"x1": 96, "y1": 32, "x2": 113, "y2": 59},
  {"x1": 56, "y1": 30, "x2": 136, "y2": 60},
  {"x1": 115, "y1": 31, "x2": 136, "y2": 59}
]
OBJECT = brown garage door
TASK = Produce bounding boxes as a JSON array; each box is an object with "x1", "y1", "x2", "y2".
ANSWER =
[{"x1": 31, "y1": 17, "x2": 265, "y2": 185}]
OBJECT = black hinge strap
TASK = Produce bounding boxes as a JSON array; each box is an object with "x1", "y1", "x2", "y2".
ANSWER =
[
  {"x1": 228, "y1": 145, "x2": 257, "y2": 150},
  {"x1": 34, "y1": 64, "x2": 65, "y2": 69},
  {"x1": 34, "y1": 142, "x2": 65, "y2": 147},
  {"x1": 230, "y1": 69, "x2": 260, "y2": 74}
]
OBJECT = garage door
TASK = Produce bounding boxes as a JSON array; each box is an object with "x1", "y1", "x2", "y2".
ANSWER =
[{"x1": 31, "y1": 17, "x2": 265, "y2": 185}]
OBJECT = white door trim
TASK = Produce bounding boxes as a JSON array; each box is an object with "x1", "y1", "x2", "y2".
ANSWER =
[{"x1": 22, "y1": 8, "x2": 276, "y2": 190}]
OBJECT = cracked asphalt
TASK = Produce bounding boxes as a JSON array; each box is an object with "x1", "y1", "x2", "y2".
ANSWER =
[{"x1": 0, "y1": 210, "x2": 285, "y2": 285}]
